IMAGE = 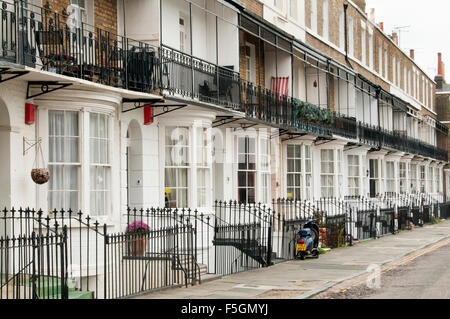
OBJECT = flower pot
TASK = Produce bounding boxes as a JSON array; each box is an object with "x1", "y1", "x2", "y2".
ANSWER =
[
  {"x1": 31, "y1": 168, "x2": 50, "y2": 185},
  {"x1": 128, "y1": 235, "x2": 147, "y2": 257}
]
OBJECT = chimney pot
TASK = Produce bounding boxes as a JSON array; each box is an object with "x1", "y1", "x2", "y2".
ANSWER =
[
  {"x1": 379, "y1": 22, "x2": 384, "y2": 31},
  {"x1": 370, "y1": 8, "x2": 375, "y2": 22},
  {"x1": 392, "y1": 32, "x2": 399, "y2": 46},
  {"x1": 438, "y1": 52, "x2": 445, "y2": 80},
  {"x1": 410, "y1": 49, "x2": 415, "y2": 60}
]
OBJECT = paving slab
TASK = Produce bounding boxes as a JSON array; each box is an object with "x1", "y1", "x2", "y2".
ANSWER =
[{"x1": 135, "y1": 220, "x2": 450, "y2": 299}]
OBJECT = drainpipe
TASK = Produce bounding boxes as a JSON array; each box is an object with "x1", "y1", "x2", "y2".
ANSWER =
[
  {"x1": 122, "y1": 0, "x2": 126, "y2": 37},
  {"x1": 343, "y1": 3, "x2": 353, "y2": 69}
]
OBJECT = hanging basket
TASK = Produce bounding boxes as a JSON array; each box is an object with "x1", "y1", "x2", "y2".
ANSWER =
[
  {"x1": 31, "y1": 168, "x2": 50, "y2": 185},
  {"x1": 29, "y1": 138, "x2": 50, "y2": 185}
]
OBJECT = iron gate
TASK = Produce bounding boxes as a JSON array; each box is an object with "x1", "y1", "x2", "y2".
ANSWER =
[
  {"x1": 398, "y1": 206, "x2": 409, "y2": 230},
  {"x1": 379, "y1": 208, "x2": 395, "y2": 236},
  {"x1": 1, "y1": 228, "x2": 68, "y2": 299},
  {"x1": 411, "y1": 207, "x2": 423, "y2": 227},
  {"x1": 355, "y1": 210, "x2": 376, "y2": 240}
]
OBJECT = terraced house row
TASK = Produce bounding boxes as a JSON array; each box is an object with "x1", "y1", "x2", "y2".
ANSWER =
[{"x1": 0, "y1": 0, "x2": 448, "y2": 299}]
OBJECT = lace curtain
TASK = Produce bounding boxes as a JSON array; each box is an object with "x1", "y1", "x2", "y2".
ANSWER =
[{"x1": 48, "y1": 110, "x2": 80, "y2": 212}]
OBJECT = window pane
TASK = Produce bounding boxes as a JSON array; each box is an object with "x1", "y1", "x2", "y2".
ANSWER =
[
  {"x1": 49, "y1": 137, "x2": 64, "y2": 163},
  {"x1": 49, "y1": 165, "x2": 63, "y2": 191},
  {"x1": 64, "y1": 166, "x2": 78, "y2": 190},
  {"x1": 49, "y1": 111, "x2": 64, "y2": 136},
  {"x1": 65, "y1": 111, "x2": 79, "y2": 137},
  {"x1": 65, "y1": 137, "x2": 79, "y2": 163}
]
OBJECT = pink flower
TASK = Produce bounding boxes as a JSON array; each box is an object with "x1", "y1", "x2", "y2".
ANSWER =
[{"x1": 126, "y1": 221, "x2": 150, "y2": 233}]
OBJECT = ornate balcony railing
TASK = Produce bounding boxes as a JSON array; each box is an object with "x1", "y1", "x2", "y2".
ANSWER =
[
  {"x1": 2, "y1": 2, "x2": 447, "y2": 161},
  {"x1": 160, "y1": 45, "x2": 241, "y2": 110},
  {"x1": 0, "y1": 0, "x2": 159, "y2": 93},
  {"x1": 240, "y1": 80, "x2": 358, "y2": 139},
  {"x1": 359, "y1": 122, "x2": 448, "y2": 161}
]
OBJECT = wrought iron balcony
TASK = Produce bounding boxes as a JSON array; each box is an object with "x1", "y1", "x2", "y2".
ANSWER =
[
  {"x1": 359, "y1": 122, "x2": 448, "y2": 161},
  {"x1": 240, "y1": 80, "x2": 358, "y2": 139},
  {"x1": 0, "y1": 0, "x2": 158, "y2": 93},
  {"x1": 160, "y1": 45, "x2": 241, "y2": 110}
]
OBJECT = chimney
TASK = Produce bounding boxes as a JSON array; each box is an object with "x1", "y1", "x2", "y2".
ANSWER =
[
  {"x1": 379, "y1": 22, "x2": 384, "y2": 31},
  {"x1": 438, "y1": 52, "x2": 446, "y2": 78},
  {"x1": 410, "y1": 49, "x2": 415, "y2": 60},
  {"x1": 391, "y1": 32, "x2": 399, "y2": 46},
  {"x1": 353, "y1": 0, "x2": 367, "y2": 12},
  {"x1": 370, "y1": 8, "x2": 375, "y2": 22}
]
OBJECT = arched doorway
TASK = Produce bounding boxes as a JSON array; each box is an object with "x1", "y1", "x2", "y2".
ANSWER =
[
  {"x1": 126, "y1": 120, "x2": 143, "y2": 209},
  {"x1": 0, "y1": 98, "x2": 11, "y2": 237}
]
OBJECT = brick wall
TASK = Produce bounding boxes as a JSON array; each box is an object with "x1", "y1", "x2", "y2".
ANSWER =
[
  {"x1": 45, "y1": 0, "x2": 117, "y2": 34},
  {"x1": 304, "y1": 0, "x2": 437, "y2": 120},
  {"x1": 94, "y1": 0, "x2": 117, "y2": 34},
  {"x1": 240, "y1": 0, "x2": 263, "y2": 17},
  {"x1": 46, "y1": 0, "x2": 70, "y2": 15}
]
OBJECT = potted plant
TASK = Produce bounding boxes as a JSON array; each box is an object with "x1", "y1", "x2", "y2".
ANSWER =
[{"x1": 126, "y1": 221, "x2": 150, "y2": 257}]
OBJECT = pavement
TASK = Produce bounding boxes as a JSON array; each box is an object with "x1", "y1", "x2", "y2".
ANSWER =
[
  {"x1": 314, "y1": 238, "x2": 450, "y2": 299},
  {"x1": 135, "y1": 220, "x2": 450, "y2": 299}
]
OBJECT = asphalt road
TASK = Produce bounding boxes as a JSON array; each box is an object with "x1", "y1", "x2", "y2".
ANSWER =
[{"x1": 318, "y1": 240, "x2": 450, "y2": 299}]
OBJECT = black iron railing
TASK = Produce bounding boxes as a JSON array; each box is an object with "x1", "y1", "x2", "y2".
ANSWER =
[
  {"x1": 359, "y1": 122, "x2": 448, "y2": 162},
  {"x1": 0, "y1": 225, "x2": 68, "y2": 299},
  {"x1": 160, "y1": 45, "x2": 241, "y2": 110},
  {"x1": 0, "y1": 0, "x2": 159, "y2": 93},
  {"x1": 0, "y1": 207, "x2": 198, "y2": 299},
  {"x1": 2, "y1": 2, "x2": 447, "y2": 161}
]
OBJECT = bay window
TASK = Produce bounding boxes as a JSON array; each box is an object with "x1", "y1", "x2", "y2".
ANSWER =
[
  {"x1": 48, "y1": 110, "x2": 80, "y2": 211},
  {"x1": 89, "y1": 113, "x2": 111, "y2": 216},
  {"x1": 259, "y1": 138, "x2": 271, "y2": 204},
  {"x1": 386, "y1": 161, "x2": 395, "y2": 194},
  {"x1": 305, "y1": 146, "x2": 312, "y2": 200},
  {"x1": 47, "y1": 109, "x2": 112, "y2": 216},
  {"x1": 196, "y1": 127, "x2": 211, "y2": 207},
  {"x1": 420, "y1": 165, "x2": 426, "y2": 193},
  {"x1": 434, "y1": 167, "x2": 439, "y2": 194},
  {"x1": 321, "y1": 150, "x2": 334, "y2": 198},
  {"x1": 347, "y1": 155, "x2": 360, "y2": 196},
  {"x1": 410, "y1": 164, "x2": 418, "y2": 193},
  {"x1": 286, "y1": 144, "x2": 312, "y2": 200},
  {"x1": 369, "y1": 159, "x2": 380, "y2": 198},
  {"x1": 165, "y1": 127, "x2": 190, "y2": 208},
  {"x1": 427, "y1": 167, "x2": 433, "y2": 193},
  {"x1": 163, "y1": 125, "x2": 212, "y2": 209},
  {"x1": 399, "y1": 162, "x2": 407, "y2": 194},
  {"x1": 237, "y1": 136, "x2": 256, "y2": 204},
  {"x1": 286, "y1": 145, "x2": 302, "y2": 200}
]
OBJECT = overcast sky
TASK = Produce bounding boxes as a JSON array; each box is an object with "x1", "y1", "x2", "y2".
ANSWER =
[{"x1": 365, "y1": 0, "x2": 448, "y2": 81}]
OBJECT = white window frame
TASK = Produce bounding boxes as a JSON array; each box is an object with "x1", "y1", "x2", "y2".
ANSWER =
[
  {"x1": 259, "y1": 136, "x2": 271, "y2": 204},
  {"x1": 237, "y1": 135, "x2": 257, "y2": 204},
  {"x1": 347, "y1": 155, "x2": 360, "y2": 196},
  {"x1": 348, "y1": 17, "x2": 354, "y2": 58},
  {"x1": 164, "y1": 126, "x2": 191, "y2": 209},
  {"x1": 399, "y1": 162, "x2": 408, "y2": 194},
  {"x1": 322, "y1": 0, "x2": 328, "y2": 41},
  {"x1": 40, "y1": 107, "x2": 114, "y2": 217},
  {"x1": 320, "y1": 149, "x2": 335, "y2": 198},
  {"x1": 339, "y1": 10, "x2": 345, "y2": 50},
  {"x1": 311, "y1": 0, "x2": 318, "y2": 33},
  {"x1": 361, "y1": 21, "x2": 366, "y2": 65},
  {"x1": 285, "y1": 143, "x2": 312, "y2": 200},
  {"x1": 368, "y1": 27, "x2": 373, "y2": 69},
  {"x1": 48, "y1": 110, "x2": 81, "y2": 213},
  {"x1": 385, "y1": 161, "x2": 395, "y2": 194},
  {"x1": 89, "y1": 113, "x2": 112, "y2": 216}
]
